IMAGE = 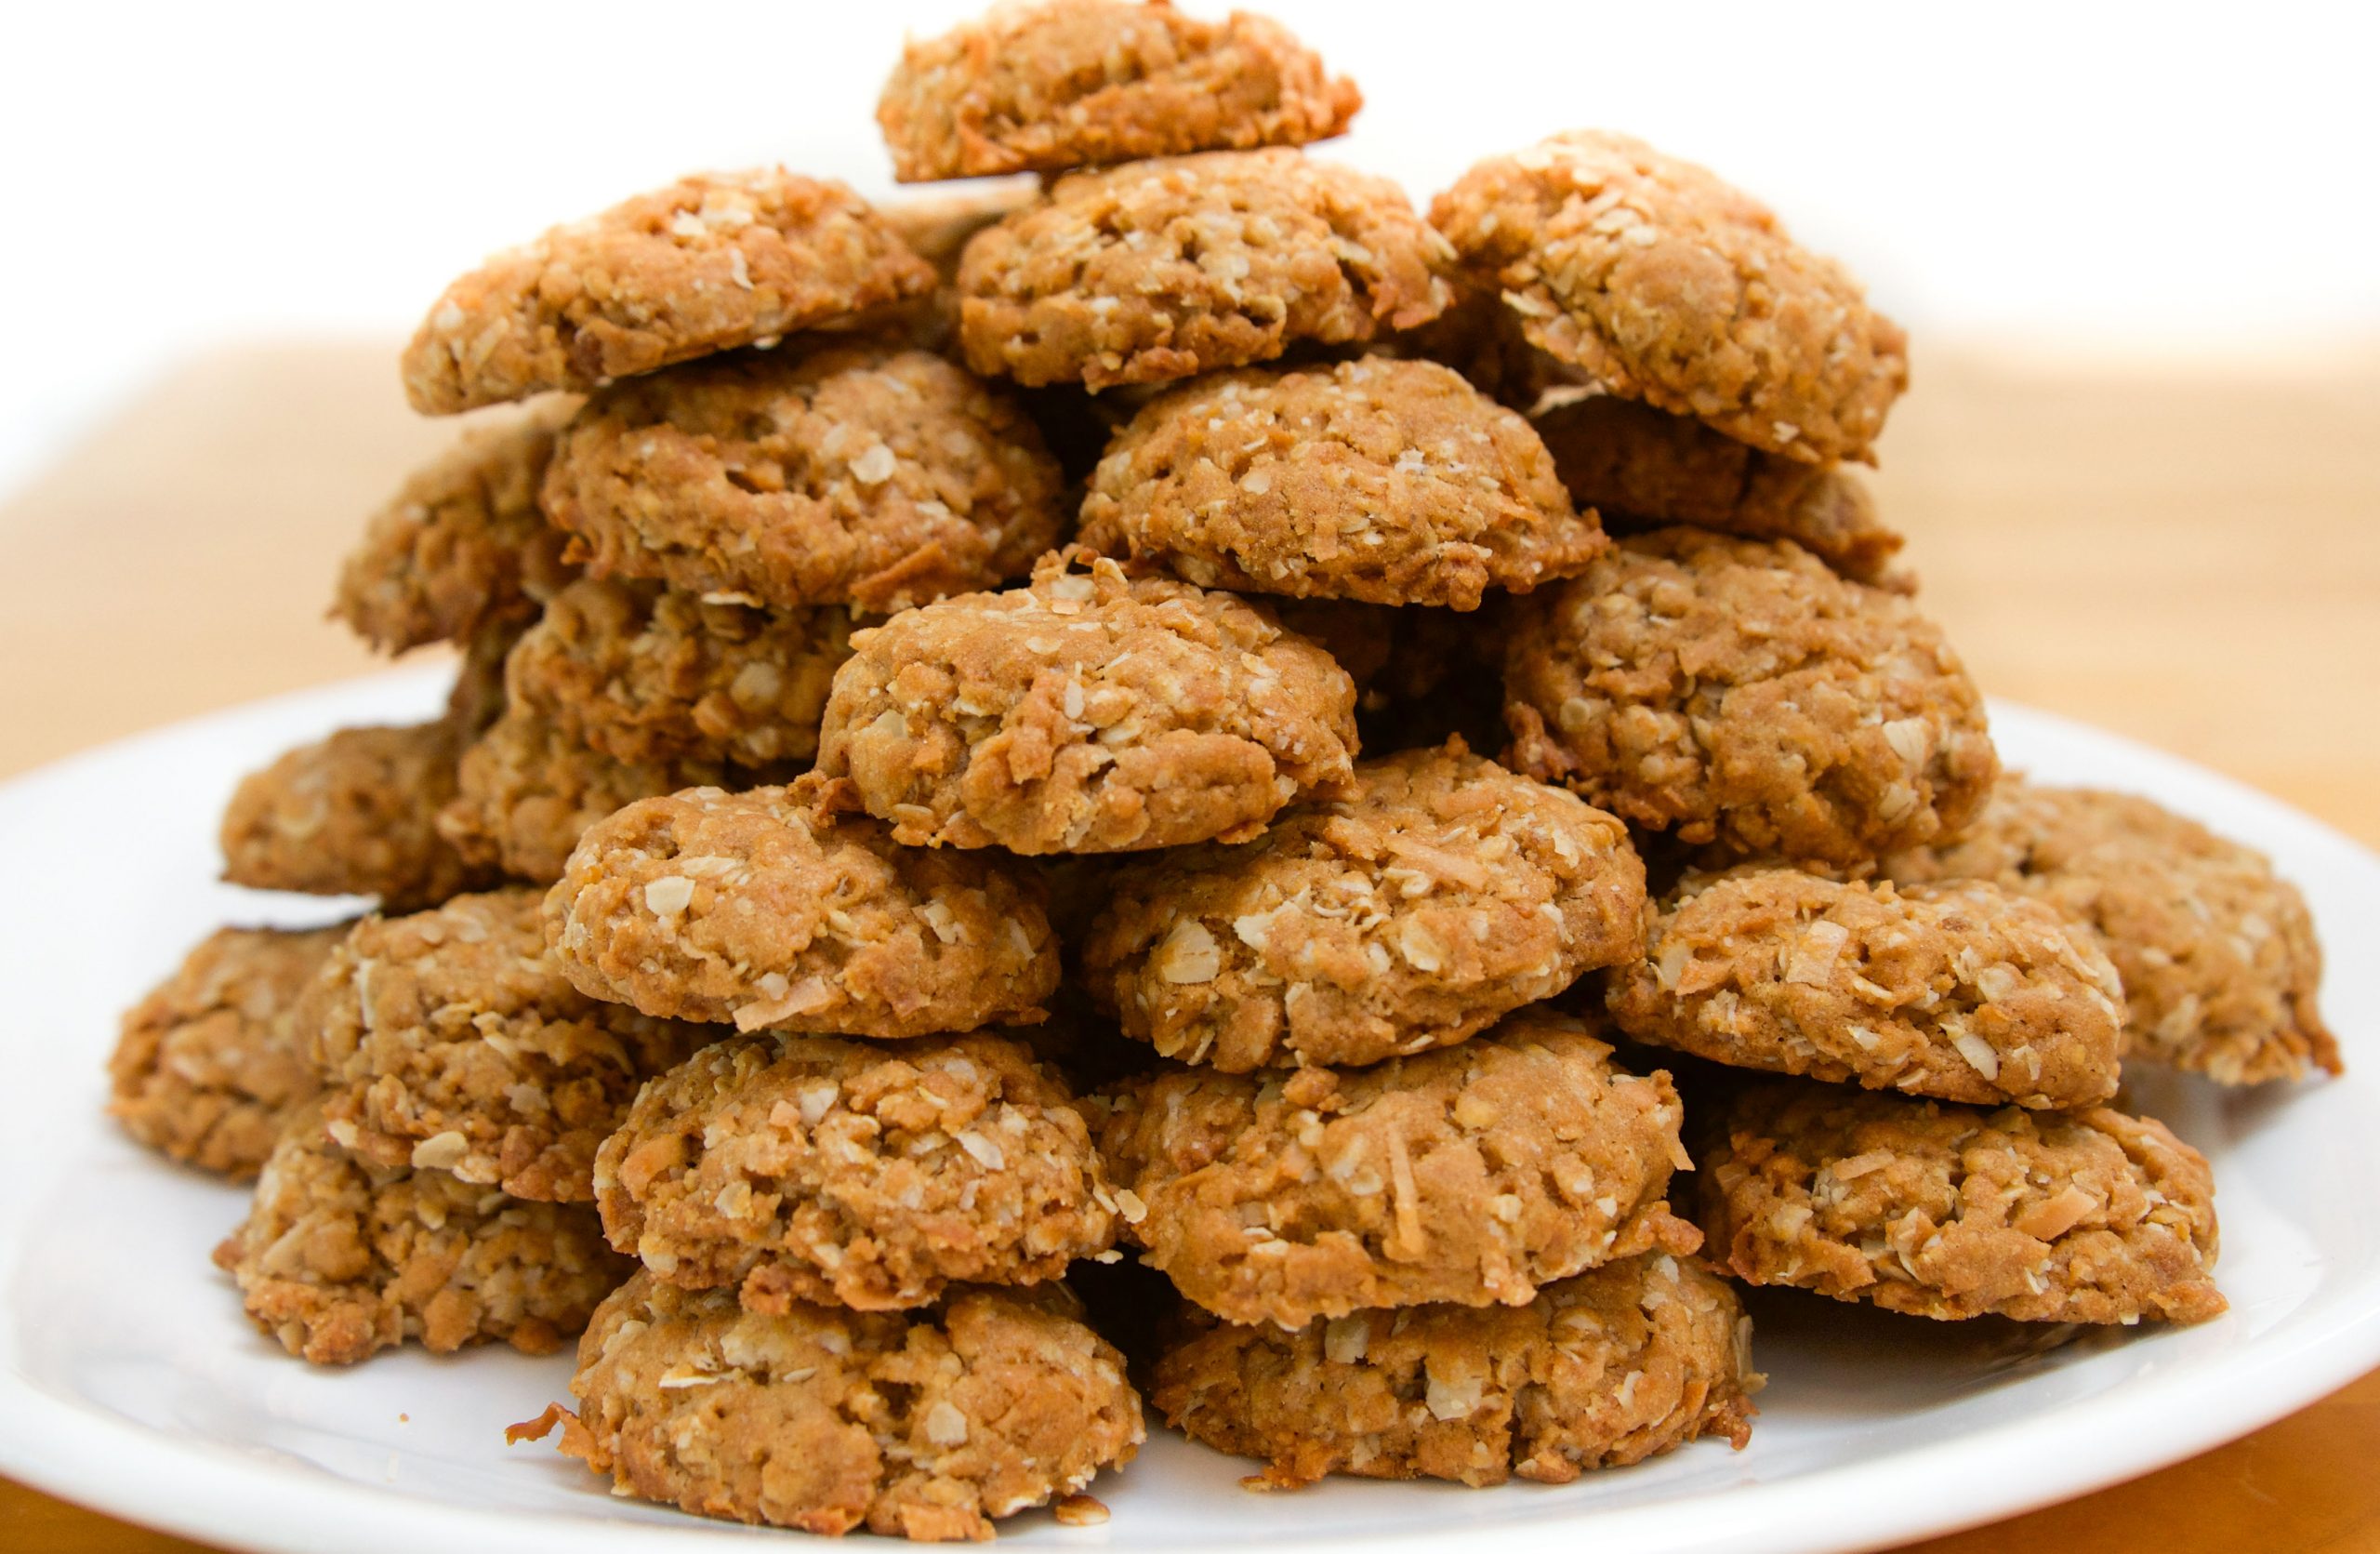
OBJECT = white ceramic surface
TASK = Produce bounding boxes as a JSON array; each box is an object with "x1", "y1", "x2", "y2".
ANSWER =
[{"x1": 2, "y1": 667, "x2": 2374, "y2": 1554}]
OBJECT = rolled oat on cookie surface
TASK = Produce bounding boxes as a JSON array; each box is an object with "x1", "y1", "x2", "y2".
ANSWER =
[
  {"x1": 220, "y1": 719, "x2": 493, "y2": 910},
  {"x1": 544, "y1": 778, "x2": 1059, "y2": 1038},
  {"x1": 402, "y1": 169, "x2": 934, "y2": 414},
  {"x1": 817, "y1": 550, "x2": 1359, "y2": 854}
]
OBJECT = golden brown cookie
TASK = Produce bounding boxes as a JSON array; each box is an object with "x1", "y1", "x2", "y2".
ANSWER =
[
  {"x1": 305, "y1": 888, "x2": 713, "y2": 1202},
  {"x1": 958, "y1": 148, "x2": 1453, "y2": 390},
  {"x1": 878, "y1": 0, "x2": 1360, "y2": 182},
  {"x1": 1093, "y1": 1009, "x2": 1698, "y2": 1325},
  {"x1": 514, "y1": 1274, "x2": 1141, "y2": 1540},
  {"x1": 402, "y1": 170, "x2": 935, "y2": 414},
  {"x1": 1153, "y1": 1250, "x2": 1756, "y2": 1488},
  {"x1": 1699, "y1": 1082, "x2": 2225, "y2": 1324},
  {"x1": 500, "y1": 578, "x2": 856, "y2": 768},
  {"x1": 220, "y1": 720, "x2": 492, "y2": 910},
  {"x1": 594, "y1": 1032, "x2": 1116, "y2": 1310},
  {"x1": 1431, "y1": 131, "x2": 1908, "y2": 464},
  {"x1": 331, "y1": 399, "x2": 579, "y2": 653},
  {"x1": 214, "y1": 1102, "x2": 628, "y2": 1365},
  {"x1": 1078, "y1": 356, "x2": 1606, "y2": 609},
  {"x1": 1502, "y1": 527, "x2": 1996, "y2": 864},
  {"x1": 545, "y1": 781, "x2": 1060, "y2": 1038},
  {"x1": 540, "y1": 345, "x2": 1064, "y2": 615},
  {"x1": 108, "y1": 923, "x2": 346, "y2": 1179},
  {"x1": 817, "y1": 551, "x2": 1359, "y2": 853},
  {"x1": 1607, "y1": 867, "x2": 2126, "y2": 1109},
  {"x1": 1081, "y1": 741, "x2": 1645, "y2": 1069},
  {"x1": 1882, "y1": 777, "x2": 2338, "y2": 1085}
]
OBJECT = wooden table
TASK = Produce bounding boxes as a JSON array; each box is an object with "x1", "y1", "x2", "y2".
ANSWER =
[{"x1": 2, "y1": 342, "x2": 2374, "y2": 1553}]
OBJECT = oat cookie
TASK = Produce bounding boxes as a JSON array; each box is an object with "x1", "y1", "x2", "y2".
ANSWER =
[
  {"x1": 1531, "y1": 393, "x2": 1904, "y2": 584},
  {"x1": 542, "y1": 345, "x2": 1067, "y2": 614},
  {"x1": 402, "y1": 170, "x2": 934, "y2": 414},
  {"x1": 1154, "y1": 1250, "x2": 1755, "y2": 1488},
  {"x1": 1883, "y1": 777, "x2": 2338, "y2": 1085},
  {"x1": 515, "y1": 1274, "x2": 1141, "y2": 1540},
  {"x1": 1503, "y1": 528, "x2": 1996, "y2": 864},
  {"x1": 1699, "y1": 1082, "x2": 2225, "y2": 1324},
  {"x1": 546, "y1": 781, "x2": 1060, "y2": 1037},
  {"x1": 1608, "y1": 868, "x2": 2125, "y2": 1109},
  {"x1": 1431, "y1": 131, "x2": 1908, "y2": 464},
  {"x1": 214, "y1": 1103, "x2": 628, "y2": 1364},
  {"x1": 958, "y1": 148, "x2": 1453, "y2": 390},
  {"x1": 332, "y1": 399, "x2": 579, "y2": 653},
  {"x1": 109, "y1": 924, "x2": 346, "y2": 1179},
  {"x1": 221, "y1": 720, "x2": 491, "y2": 909},
  {"x1": 307, "y1": 888, "x2": 712, "y2": 1201},
  {"x1": 502, "y1": 578, "x2": 855, "y2": 768},
  {"x1": 595, "y1": 1032, "x2": 1115, "y2": 1311},
  {"x1": 1094, "y1": 1010, "x2": 1698, "y2": 1325},
  {"x1": 1078, "y1": 357, "x2": 1605, "y2": 609},
  {"x1": 819, "y1": 551, "x2": 1358, "y2": 853},
  {"x1": 1082, "y1": 741, "x2": 1645, "y2": 1070}
]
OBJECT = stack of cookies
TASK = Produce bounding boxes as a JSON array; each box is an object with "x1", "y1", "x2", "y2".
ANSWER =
[{"x1": 103, "y1": 0, "x2": 2339, "y2": 1539}]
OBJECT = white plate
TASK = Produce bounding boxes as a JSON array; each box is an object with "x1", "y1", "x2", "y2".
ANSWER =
[{"x1": 1, "y1": 667, "x2": 2375, "y2": 1554}]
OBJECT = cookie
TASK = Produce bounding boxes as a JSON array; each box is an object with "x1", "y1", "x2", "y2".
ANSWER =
[
  {"x1": 1153, "y1": 1250, "x2": 1755, "y2": 1488},
  {"x1": 501, "y1": 578, "x2": 856, "y2": 767},
  {"x1": 541, "y1": 344, "x2": 1067, "y2": 614},
  {"x1": 1607, "y1": 867, "x2": 2125, "y2": 1109},
  {"x1": 818, "y1": 551, "x2": 1359, "y2": 853},
  {"x1": 514, "y1": 1274, "x2": 1141, "y2": 1540},
  {"x1": 1699, "y1": 1082, "x2": 2225, "y2": 1324},
  {"x1": 1531, "y1": 393, "x2": 1905, "y2": 585},
  {"x1": 1081, "y1": 740, "x2": 1645, "y2": 1070},
  {"x1": 331, "y1": 398, "x2": 579, "y2": 654},
  {"x1": 878, "y1": 0, "x2": 1360, "y2": 182},
  {"x1": 594, "y1": 1031, "x2": 1116, "y2": 1310},
  {"x1": 1093, "y1": 1010, "x2": 1698, "y2": 1325},
  {"x1": 545, "y1": 780, "x2": 1060, "y2": 1038},
  {"x1": 401, "y1": 170, "x2": 935, "y2": 414},
  {"x1": 306, "y1": 888, "x2": 712, "y2": 1202},
  {"x1": 957, "y1": 148, "x2": 1453, "y2": 390},
  {"x1": 1502, "y1": 527, "x2": 1996, "y2": 864},
  {"x1": 1883, "y1": 777, "x2": 2338, "y2": 1085},
  {"x1": 220, "y1": 720, "x2": 491, "y2": 910},
  {"x1": 108, "y1": 923, "x2": 346, "y2": 1179},
  {"x1": 1078, "y1": 356, "x2": 1606, "y2": 609},
  {"x1": 214, "y1": 1102, "x2": 628, "y2": 1365},
  {"x1": 1431, "y1": 130, "x2": 1908, "y2": 464}
]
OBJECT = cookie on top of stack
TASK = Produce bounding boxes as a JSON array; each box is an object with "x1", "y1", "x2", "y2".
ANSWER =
[{"x1": 101, "y1": 0, "x2": 2336, "y2": 1539}]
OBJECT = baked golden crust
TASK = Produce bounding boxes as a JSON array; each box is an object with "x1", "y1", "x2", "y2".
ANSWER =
[
  {"x1": 220, "y1": 720, "x2": 492, "y2": 910},
  {"x1": 1607, "y1": 867, "x2": 2125, "y2": 1109},
  {"x1": 817, "y1": 551, "x2": 1359, "y2": 853},
  {"x1": 593, "y1": 1032, "x2": 1116, "y2": 1310},
  {"x1": 304, "y1": 888, "x2": 711, "y2": 1202},
  {"x1": 1093, "y1": 1010, "x2": 1698, "y2": 1325},
  {"x1": 1081, "y1": 741, "x2": 1645, "y2": 1069},
  {"x1": 1430, "y1": 130, "x2": 1908, "y2": 464},
  {"x1": 402, "y1": 170, "x2": 935, "y2": 414},
  {"x1": 1883, "y1": 777, "x2": 2338, "y2": 1085},
  {"x1": 1153, "y1": 1251, "x2": 1755, "y2": 1488},
  {"x1": 544, "y1": 781, "x2": 1060, "y2": 1038},
  {"x1": 517, "y1": 1274, "x2": 1142, "y2": 1540},
  {"x1": 213, "y1": 1103, "x2": 628, "y2": 1365},
  {"x1": 957, "y1": 149, "x2": 1453, "y2": 390},
  {"x1": 1501, "y1": 528, "x2": 1996, "y2": 864},
  {"x1": 540, "y1": 345, "x2": 1067, "y2": 614},
  {"x1": 331, "y1": 399, "x2": 579, "y2": 653},
  {"x1": 501, "y1": 578, "x2": 855, "y2": 768},
  {"x1": 1699, "y1": 1082, "x2": 2225, "y2": 1324},
  {"x1": 1078, "y1": 356, "x2": 1605, "y2": 609},
  {"x1": 108, "y1": 924, "x2": 345, "y2": 1179}
]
